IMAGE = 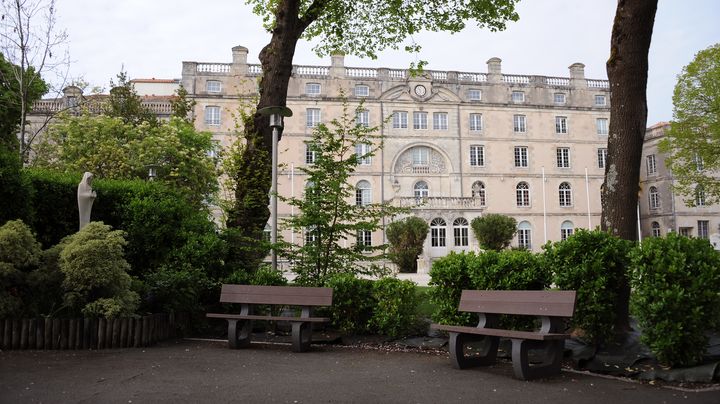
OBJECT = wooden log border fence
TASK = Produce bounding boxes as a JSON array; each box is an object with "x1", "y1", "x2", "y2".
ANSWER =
[{"x1": 0, "y1": 313, "x2": 177, "y2": 350}]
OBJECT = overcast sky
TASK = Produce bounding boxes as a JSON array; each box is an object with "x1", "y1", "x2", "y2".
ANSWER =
[{"x1": 56, "y1": 0, "x2": 719, "y2": 125}]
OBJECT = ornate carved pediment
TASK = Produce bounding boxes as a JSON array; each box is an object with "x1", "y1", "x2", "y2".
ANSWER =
[{"x1": 394, "y1": 147, "x2": 447, "y2": 174}]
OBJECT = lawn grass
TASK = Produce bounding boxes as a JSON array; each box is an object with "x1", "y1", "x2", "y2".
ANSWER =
[{"x1": 415, "y1": 286, "x2": 436, "y2": 319}]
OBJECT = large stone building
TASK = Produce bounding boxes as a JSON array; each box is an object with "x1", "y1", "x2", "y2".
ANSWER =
[{"x1": 181, "y1": 45, "x2": 612, "y2": 267}]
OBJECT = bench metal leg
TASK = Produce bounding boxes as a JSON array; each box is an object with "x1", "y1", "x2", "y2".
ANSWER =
[
  {"x1": 227, "y1": 319, "x2": 252, "y2": 349},
  {"x1": 291, "y1": 321, "x2": 312, "y2": 353},
  {"x1": 448, "y1": 332, "x2": 499, "y2": 369},
  {"x1": 511, "y1": 339, "x2": 563, "y2": 380}
]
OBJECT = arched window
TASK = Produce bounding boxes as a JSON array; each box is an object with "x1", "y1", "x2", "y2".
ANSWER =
[
  {"x1": 453, "y1": 218, "x2": 469, "y2": 247},
  {"x1": 355, "y1": 180, "x2": 371, "y2": 206},
  {"x1": 695, "y1": 185, "x2": 706, "y2": 207},
  {"x1": 414, "y1": 181, "x2": 429, "y2": 199},
  {"x1": 559, "y1": 182, "x2": 573, "y2": 207},
  {"x1": 517, "y1": 221, "x2": 532, "y2": 249},
  {"x1": 560, "y1": 220, "x2": 574, "y2": 241},
  {"x1": 471, "y1": 181, "x2": 486, "y2": 206},
  {"x1": 430, "y1": 218, "x2": 446, "y2": 247},
  {"x1": 649, "y1": 186, "x2": 660, "y2": 209},
  {"x1": 516, "y1": 182, "x2": 530, "y2": 207},
  {"x1": 651, "y1": 221, "x2": 661, "y2": 237}
]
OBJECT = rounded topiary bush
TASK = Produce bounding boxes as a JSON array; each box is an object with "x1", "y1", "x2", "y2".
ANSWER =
[
  {"x1": 325, "y1": 273, "x2": 374, "y2": 334},
  {"x1": 630, "y1": 233, "x2": 720, "y2": 367},
  {"x1": 428, "y1": 252, "x2": 475, "y2": 326},
  {"x1": 369, "y1": 277, "x2": 418, "y2": 337},
  {"x1": 0, "y1": 219, "x2": 42, "y2": 317}
]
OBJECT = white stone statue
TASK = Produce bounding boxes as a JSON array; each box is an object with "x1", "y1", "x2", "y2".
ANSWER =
[{"x1": 77, "y1": 172, "x2": 96, "y2": 230}]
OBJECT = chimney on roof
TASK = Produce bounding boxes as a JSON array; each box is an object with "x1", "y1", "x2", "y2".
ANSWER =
[
  {"x1": 330, "y1": 52, "x2": 345, "y2": 79},
  {"x1": 487, "y1": 57, "x2": 502, "y2": 83},
  {"x1": 568, "y1": 63, "x2": 586, "y2": 87},
  {"x1": 232, "y1": 45, "x2": 249, "y2": 75}
]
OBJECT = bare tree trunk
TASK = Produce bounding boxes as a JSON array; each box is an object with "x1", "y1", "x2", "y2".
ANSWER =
[{"x1": 601, "y1": 0, "x2": 658, "y2": 334}]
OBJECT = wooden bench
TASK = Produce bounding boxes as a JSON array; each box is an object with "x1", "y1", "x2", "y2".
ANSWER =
[
  {"x1": 206, "y1": 284, "x2": 333, "y2": 352},
  {"x1": 431, "y1": 290, "x2": 576, "y2": 380}
]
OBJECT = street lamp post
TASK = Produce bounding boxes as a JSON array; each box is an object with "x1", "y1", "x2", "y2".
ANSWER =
[{"x1": 258, "y1": 106, "x2": 293, "y2": 271}]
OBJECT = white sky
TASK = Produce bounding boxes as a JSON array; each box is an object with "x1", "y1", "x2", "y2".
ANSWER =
[{"x1": 56, "y1": 0, "x2": 719, "y2": 125}]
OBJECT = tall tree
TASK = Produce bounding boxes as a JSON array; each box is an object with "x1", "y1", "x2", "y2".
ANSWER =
[
  {"x1": 229, "y1": 0, "x2": 520, "y2": 271},
  {"x1": 659, "y1": 43, "x2": 720, "y2": 205},
  {"x1": 600, "y1": 0, "x2": 658, "y2": 334}
]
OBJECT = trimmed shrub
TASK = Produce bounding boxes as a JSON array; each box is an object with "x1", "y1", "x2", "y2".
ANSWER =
[
  {"x1": 630, "y1": 233, "x2": 720, "y2": 367},
  {"x1": 386, "y1": 217, "x2": 429, "y2": 273},
  {"x1": 0, "y1": 149, "x2": 32, "y2": 225},
  {"x1": 24, "y1": 169, "x2": 80, "y2": 247},
  {"x1": 369, "y1": 277, "x2": 418, "y2": 337},
  {"x1": 428, "y1": 252, "x2": 475, "y2": 326},
  {"x1": 143, "y1": 265, "x2": 216, "y2": 314},
  {"x1": 468, "y1": 249, "x2": 550, "y2": 291},
  {"x1": 0, "y1": 220, "x2": 42, "y2": 317},
  {"x1": 325, "y1": 273, "x2": 374, "y2": 334},
  {"x1": 544, "y1": 229, "x2": 632, "y2": 345},
  {"x1": 470, "y1": 214, "x2": 517, "y2": 251}
]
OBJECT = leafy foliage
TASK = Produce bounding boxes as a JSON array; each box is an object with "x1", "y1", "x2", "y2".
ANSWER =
[
  {"x1": 0, "y1": 52, "x2": 48, "y2": 151},
  {"x1": 104, "y1": 70, "x2": 158, "y2": 127},
  {"x1": 0, "y1": 220, "x2": 42, "y2": 317},
  {"x1": 629, "y1": 233, "x2": 720, "y2": 367},
  {"x1": 428, "y1": 252, "x2": 475, "y2": 326},
  {"x1": 470, "y1": 214, "x2": 517, "y2": 251},
  {"x1": 369, "y1": 277, "x2": 418, "y2": 337},
  {"x1": 325, "y1": 273, "x2": 374, "y2": 334},
  {"x1": 170, "y1": 85, "x2": 196, "y2": 122},
  {"x1": 0, "y1": 148, "x2": 32, "y2": 225},
  {"x1": 660, "y1": 43, "x2": 720, "y2": 205},
  {"x1": 386, "y1": 216, "x2": 429, "y2": 273},
  {"x1": 544, "y1": 229, "x2": 632, "y2": 345}
]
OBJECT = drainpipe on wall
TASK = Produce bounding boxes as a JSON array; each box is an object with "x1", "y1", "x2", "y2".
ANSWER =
[
  {"x1": 585, "y1": 167, "x2": 592, "y2": 229},
  {"x1": 542, "y1": 167, "x2": 547, "y2": 243}
]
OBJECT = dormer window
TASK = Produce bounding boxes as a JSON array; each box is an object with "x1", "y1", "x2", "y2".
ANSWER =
[
  {"x1": 206, "y1": 80, "x2": 222, "y2": 93},
  {"x1": 306, "y1": 83, "x2": 321, "y2": 96},
  {"x1": 511, "y1": 91, "x2": 525, "y2": 103},
  {"x1": 355, "y1": 85, "x2": 369, "y2": 97},
  {"x1": 468, "y1": 89, "x2": 481, "y2": 101},
  {"x1": 66, "y1": 96, "x2": 78, "y2": 108}
]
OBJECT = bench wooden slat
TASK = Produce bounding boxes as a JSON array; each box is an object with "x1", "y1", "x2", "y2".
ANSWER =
[
  {"x1": 219, "y1": 284, "x2": 333, "y2": 306},
  {"x1": 431, "y1": 324, "x2": 570, "y2": 341},
  {"x1": 206, "y1": 313, "x2": 330, "y2": 323},
  {"x1": 458, "y1": 290, "x2": 576, "y2": 317}
]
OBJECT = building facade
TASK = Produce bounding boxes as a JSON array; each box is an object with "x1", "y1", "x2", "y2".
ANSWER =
[{"x1": 181, "y1": 46, "x2": 612, "y2": 268}]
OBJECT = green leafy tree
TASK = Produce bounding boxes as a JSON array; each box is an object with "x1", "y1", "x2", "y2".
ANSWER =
[
  {"x1": 470, "y1": 214, "x2": 517, "y2": 250},
  {"x1": 0, "y1": 53, "x2": 48, "y2": 151},
  {"x1": 660, "y1": 43, "x2": 720, "y2": 205},
  {"x1": 104, "y1": 70, "x2": 158, "y2": 127},
  {"x1": 386, "y1": 216, "x2": 429, "y2": 273},
  {"x1": 170, "y1": 84, "x2": 196, "y2": 123},
  {"x1": 0, "y1": 219, "x2": 41, "y2": 317}
]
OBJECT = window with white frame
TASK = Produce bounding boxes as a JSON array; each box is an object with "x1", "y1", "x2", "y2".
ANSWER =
[
  {"x1": 306, "y1": 108, "x2": 321, "y2": 127},
  {"x1": 305, "y1": 143, "x2": 317, "y2": 164},
  {"x1": 433, "y1": 112, "x2": 448, "y2": 130},
  {"x1": 453, "y1": 217, "x2": 469, "y2": 247},
  {"x1": 555, "y1": 116, "x2": 568, "y2": 134},
  {"x1": 430, "y1": 218, "x2": 447, "y2": 247},
  {"x1": 698, "y1": 220, "x2": 709, "y2": 239},
  {"x1": 469, "y1": 113, "x2": 483, "y2": 131},
  {"x1": 651, "y1": 222, "x2": 661, "y2": 237},
  {"x1": 517, "y1": 221, "x2": 532, "y2": 249},
  {"x1": 514, "y1": 146, "x2": 528, "y2": 168},
  {"x1": 468, "y1": 89, "x2": 482, "y2": 101},
  {"x1": 413, "y1": 111, "x2": 428, "y2": 129},
  {"x1": 646, "y1": 154, "x2": 657, "y2": 175},
  {"x1": 556, "y1": 147, "x2": 570, "y2": 168},
  {"x1": 414, "y1": 181, "x2": 429, "y2": 199},
  {"x1": 516, "y1": 182, "x2": 530, "y2": 207},
  {"x1": 554, "y1": 93, "x2": 566, "y2": 104},
  {"x1": 355, "y1": 180, "x2": 371, "y2": 206},
  {"x1": 560, "y1": 220, "x2": 574, "y2": 241},
  {"x1": 355, "y1": 84, "x2": 369, "y2": 97},
  {"x1": 470, "y1": 145, "x2": 485, "y2": 167},
  {"x1": 356, "y1": 142, "x2": 372, "y2": 165},
  {"x1": 513, "y1": 114, "x2": 527, "y2": 133},
  {"x1": 204, "y1": 106, "x2": 220, "y2": 125},
  {"x1": 305, "y1": 82, "x2": 321, "y2": 96},
  {"x1": 559, "y1": 182, "x2": 573, "y2": 207},
  {"x1": 393, "y1": 111, "x2": 408, "y2": 129},
  {"x1": 596, "y1": 118, "x2": 608, "y2": 135},
  {"x1": 695, "y1": 185, "x2": 706, "y2": 207},
  {"x1": 412, "y1": 147, "x2": 430, "y2": 166},
  {"x1": 649, "y1": 186, "x2": 660, "y2": 209},
  {"x1": 471, "y1": 181, "x2": 486, "y2": 206},
  {"x1": 356, "y1": 230, "x2": 372, "y2": 247},
  {"x1": 356, "y1": 109, "x2": 370, "y2": 128},
  {"x1": 598, "y1": 148, "x2": 608, "y2": 169},
  {"x1": 206, "y1": 80, "x2": 222, "y2": 93},
  {"x1": 511, "y1": 91, "x2": 525, "y2": 103},
  {"x1": 595, "y1": 95, "x2": 607, "y2": 106},
  {"x1": 304, "y1": 226, "x2": 318, "y2": 244}
]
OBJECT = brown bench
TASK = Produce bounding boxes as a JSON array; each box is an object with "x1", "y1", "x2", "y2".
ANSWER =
[
  {"x1": 431, "y1": 290, "x2": 576, "y2": 380},
  {"x1": 206, "y1": 284, "x2": 333, "y2": 352}
]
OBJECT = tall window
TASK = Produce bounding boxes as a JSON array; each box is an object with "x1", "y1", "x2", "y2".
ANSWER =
[
  {"x1": 433, "y1": 112, "x2": 448, "y2": 130},
  {"x1": 356, "y1": 142, "x2": 372, "y2": 165},
  {"x1": 695, "y1": 153, "x2": 704, "y2": 171},
  {"x1": 356, "y1": 230, "x2": 372, "y2": 247},
  {"x1": 204, "y1": 106, "x2": 220, "y2": 125},
  {"x1": 554, "y1": 93, "x2": 566, "y2": 104},
  {"x1": 356, "y1": 109, "x2": 370, "y2": 127},
  {"x1": 305, "y1": 143, "x2": 317, "y2": 164},
  {"x1": 469, "y1": 113, "x2": 483, "y2": 131},
  {"x1": 414, "y1": 181, "x2": 429, "y2": 199},
  {"x1": 306, "y1": 108, "x2": 321, "y2": 127},
  {"x1": 514, "y1": 146, "x2": 528, "y2": 168},
  {"x1": 355, "y1": 85, "x2": 369, "y2": 97},
  {"x1": 595, "y1": 95, "x2": 607, "y2": 106},
  {"x1": 412, "y1": 147, "x2": 430, "y2": 166},
  {"x1": 305, "y1": 82, "x2": 321, "y2": 96},
  {"x1": 206, "y1": 80, "x2": 222, "y2": 93},
  {"x1": 470, "y1": 145, "x2": 485, "y2": 167},
  {"x1": 516, "y1": 182, "x2": 530, "y2": 207},
  {"x1": 355, "y1": 180, "x2": 371, "y2": 206},
  {"x1": 413, "y1": 111, "x2": 428, "y2": 129},
  {"x1": 648, "y1": 186, "x2": 660, "y2": 209},
  {"x1": 646, "y1": 154, "x2": 657, "y2": 175},
  {"x1": 304, "y1": 226, "x2": 318, "y2": 244},
  {"x1": 430, "y1": 218, "x2": 447, "y2": 247},
  {"x1": 517, "y1": 221, "x2": 532, "y2": 249},
  {"x1": 560, "y1": 221, "x2": 574, "y2": 241},
  {"x1": 695, "y1": 185, "x2": 706, "y2": 207},
  {"x1": 453, "y1": 218, "x2": 469, "y2": 247},
  {"x1": 651, "y1": 222, "x2": 661, "y2": 237},
  {"x1": 468, "y1": 89, "x2": 482, "y2": 101},
  {"x1": 596, "y1": 118, "x2": 608, "y2": 135},
  {"x1": 555, "y1": 116, "x2": 568, "y2": 134},
  {"x1": 392, "y1": 111, "x2": 408, "y2": 128},
  {"x1": 511, "y1": 91, "x2": 525, "y2": 103},
  {"x1": 559, "y1": 182, "x2": 573, "y2": 207},
  {"x1": 556, "y1": 147, "x2": 570, "y2": 168},
  {"x1": 513, "y1": 114, "x2": 527, "y2": 133},
  {"x1": 698, "y1": 220, "x2": 709, "y2": 239},
  {"x1": 598, "y1": 148, "x2": 608, "y2": 169},
  {"x1": 471, "y1": 181, "x2": 486, "y2": 206}
]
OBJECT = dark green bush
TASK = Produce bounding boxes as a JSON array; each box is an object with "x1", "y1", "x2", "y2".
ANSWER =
[
  {"x1": 325, "y1": 273, "x2": 374, "y2": 334},
  {"x1": 386, "y1": 217, "x2": 429, "y2": 273},
  {"x1": 24, "y1": 169, "x2": 80, "y2": 247},
  {"x1": 470, "y1": 214, "x2": 517, "y2": 251},
  {"x1": 0, "y1": 149, "x2": 32, "y2": 225},
  {"x1": 544, "y1": 229, "x2": 632, "y2": 345},
  {"x1": 428, "y1": 252, "x2": 476, "y2": 326},
  {"x1": 468, "y1": 249, "x2": 550, "y2": 291},
  {"x1": 0, "y1": 220, "x2": 42, "y2": 317},
  {"x1": 369, "y1": 277, "x2": 418, "y2": 337},
  {"x1": 630, "y1": 233, "x2": 720, "y2": 367},
  {"x1": 249, "y1": 265, "x2": 288, "y2": 286},
  {"x1": 143, "y1": 265, "x2": 216, "y2": 314}
]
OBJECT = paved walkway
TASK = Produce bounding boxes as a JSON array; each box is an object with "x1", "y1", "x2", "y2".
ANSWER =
[{"x1": 1, "y1": 339, "x2": 718, "y2": 403}]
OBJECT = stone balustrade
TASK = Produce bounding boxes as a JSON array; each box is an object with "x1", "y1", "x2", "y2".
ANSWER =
[{"x1": 393, "y1": 197, "x2": 485, "y2": 209}]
